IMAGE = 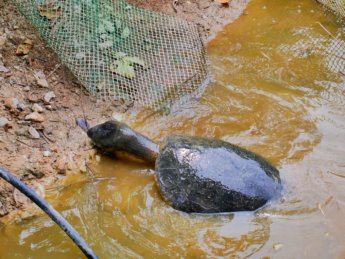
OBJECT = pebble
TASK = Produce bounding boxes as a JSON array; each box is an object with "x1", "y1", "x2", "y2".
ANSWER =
[
  {"x1": 25, "y1": 112, "x2": 45, "y2": 122},
  {"x1": 15, "y1": 128, "x2": 27, "y2": 136},
  {"x1": 0, "y1": 117, "x2": 9, "y2": 127},
  {"x1": 43, "y1": 91, "x2": 56, "y2": 103},
  {"x1": 17, "y1": 102, "x2": 26, "y2": 111},
  {"x1": 45, "y1": 105, "x2": 53, "y2": 110},
  {"x1": 0, "y1": 65, "x2": 9, "y2": 73},
  {"x1": 43, "y1": 150, "x2": 51, "y2": 157},
  {"x1": 24, "y1": 168, "x2": 44, "y2": 179},
  {"x1": 4, "y1": 97, "x2": 19, "y2": 109},
  {"x1": 32, "y1": 103, "x2": 44, "y2": 113},
  {"x1": 112, "y1": 111, "x2": 124, "y2": 121},
  {"x1": 273, "y1": 243, "x2": 283, "y2": 251},
  {"x1": 37, "y1": 78, "x2": 49, "y2": 88},
  {"x1": 55, "y1": 159, "x2": 66, "y2": 175},
  {"x1": 79, "y1": 161, "x2": 87, "y2": 174},
  {"x1": 28, "y1": 126, "x2": 40, "y2": 139}
]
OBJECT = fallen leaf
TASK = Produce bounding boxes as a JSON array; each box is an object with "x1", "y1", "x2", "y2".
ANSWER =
[
  {"x1": 124, "y1": 56, "x2": 146, "y2": 67},
  {"x1": 121, "y1": 27, "x2": 131, "y2": 39},
  {"x1": 110, "y1": 54, "x2": 145, "y2": 78},
  {"x1": 16, "y1": 39, "x2": 33, "y2": 55},
  {"x1": 110, "y1": 60, "x2": 135, "y2": 78},
  {"x1": 39, "y1": 3, "x2": 61, "y2": 20},
  {"x1": 113, "y1": 52, "x2": 127, "y2": 59},
  {"x1": 99, "y1": 41, "x2": 113, "y2": 49}
]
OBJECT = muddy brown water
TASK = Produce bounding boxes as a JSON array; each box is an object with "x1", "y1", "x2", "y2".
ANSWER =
[{"x1": 1, "y1": 0, "x2": 345, "y2": 258}]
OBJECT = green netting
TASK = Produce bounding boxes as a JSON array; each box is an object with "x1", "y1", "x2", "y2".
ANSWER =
[
  {"x1": 315, "y1": 0, "x2": 345, "y2": 74},
  {"x1": 318, "y1": 0, "x2": 345, "y2": 16},
  {"x1": 12, "y1": 0, "x2": 210, "y2": 110}
]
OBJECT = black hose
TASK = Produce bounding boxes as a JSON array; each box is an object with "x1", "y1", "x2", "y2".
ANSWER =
[{"x1": 0, "y1": 166, "x2": 98, "y2": 259}]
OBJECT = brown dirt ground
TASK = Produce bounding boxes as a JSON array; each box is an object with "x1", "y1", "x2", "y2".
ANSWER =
[{"x1": 0, "y1": 0, "x2": 247, "y2": 222}]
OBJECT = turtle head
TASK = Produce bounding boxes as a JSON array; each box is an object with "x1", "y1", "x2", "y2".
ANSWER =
[
  {"x1": 78, "y1": 119, "x2": 159, "y2": 163},
  {"x1": 86, "y1": 120, "x2": 122, "y2": 150}
]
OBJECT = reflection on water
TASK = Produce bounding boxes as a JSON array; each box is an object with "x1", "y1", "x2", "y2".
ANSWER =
[{"x1": 1, "y1": 0, "x2": 345, "y2": 258}]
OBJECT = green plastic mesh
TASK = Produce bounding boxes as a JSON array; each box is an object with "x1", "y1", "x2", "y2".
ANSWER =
[
  {"x1": 316, "y1": 0, "x2": 345, "y2": 74},
  {"x1": 318, "y1": 0, "x2": 345, "y2": 16},
  {"x1": 12, "y1": 0, "x2": 210, "y2": 110}
]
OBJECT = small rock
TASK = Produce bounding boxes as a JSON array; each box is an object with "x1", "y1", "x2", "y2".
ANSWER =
[
  {"x1": 67, "y1": 161, "x2": 76, "y2": 171},
  {"x1": 43, "y1": 150, "x2": 51, "y2": 157},
  {"x1": 23, "y1": 86, "x2": 30, "y2": 92},
  {"x1": 37, "y1": 78, "x2": 49, "y2": 88},
  {"x1": 34, "y1": 183, "x2": 45, "y2": 198},
  {"x1": 43, "y1": 91, "x2": 56, "y2": 103},
  {"x1": 215, "y1": 0, "x2": 230, "y2": 4},
  {"x1": 0, "y1": 34, "x2": 6, "y2": 47},
  {"x1": 25, "y1": 112, "x2": 45, "y2": 122},
  {"x1": 27, "y1": 169, "x2": 44, "y2": 179},
  {"x1": 0, "y1": 117, "x2": 9, "y2": 127},
  {"x1": 55, "y1": 159, "x2": 66, "y2": 175},
  {"x1": 273, "y1": 243, "x2": 283, "y2": 251},
  {"x1": 0, "y1": 65, "x2": 9, "y2": 73},
  {"x1": 112, "y1": 111, "x2": 124, "y2": 121},
  {"x1": 13, "y1": 189, "x2": 28, "y2": 206},
  {"x1": 17, "y1": 102, "x2": 26, "y2": 111},
  {"x1": 15, "y1": 128, "x2": 27, "y2": 136},
  {"x1": 24, "y1": 168, "x2": 45, "y2": 179},
  {"x1": 4, "y1": 97, "x2": 19, "y2": 109},
  {"x1": 28, "y1": 126, "x2": 40, "y2": 139},
  {"x1": 27, "y1": 94, "x2": 39, "y2": 103},
  {"x1": 79, "y1": 161, "x2": 87, "y2": 174},
  {"x1": 32, "y1": 103, "x2": 44, "y2": 113}
]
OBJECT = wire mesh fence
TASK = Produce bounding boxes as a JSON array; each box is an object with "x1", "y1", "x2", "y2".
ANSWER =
[{"x1": 12, "y1": 0, "x2": 210, "y2": 111}]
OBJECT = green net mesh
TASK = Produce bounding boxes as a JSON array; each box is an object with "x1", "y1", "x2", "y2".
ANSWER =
[
  {"x1": 318, "y1": 0, "x2": 345, "y2": 16},
  {"x1": 12, "y1": 0, "x2": 210, "y2": 111},
  {"x1": 316, "y1": 0, "x2": 345, "y2": 74}
]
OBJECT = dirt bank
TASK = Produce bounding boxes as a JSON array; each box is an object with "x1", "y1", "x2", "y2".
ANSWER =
[
  {"x1": 128, "y1": 0, "x2": 249, "y2": 41},
  {"x1": 0, "y1": 0, "x2": 248, "y2": 221}
]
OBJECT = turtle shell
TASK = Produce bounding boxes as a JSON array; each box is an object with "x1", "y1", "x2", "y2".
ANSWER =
[{"x1": 155, "y1": 135, "x2": 282, "y2": 213}]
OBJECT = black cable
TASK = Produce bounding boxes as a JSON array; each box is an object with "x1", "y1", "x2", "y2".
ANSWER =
[{"x1": 0, "y1": 166, "x2": 98, "y2": 259}]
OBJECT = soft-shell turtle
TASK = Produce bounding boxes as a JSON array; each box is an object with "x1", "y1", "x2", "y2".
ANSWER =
[{"x1": 77, "y1": 119, "x2": 282, "y2": 213}]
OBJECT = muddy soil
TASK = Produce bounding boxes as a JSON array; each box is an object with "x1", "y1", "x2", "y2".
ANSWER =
[
  {"x1": 128, "y1": 0, "x2": 249, "y2": 41},
  {"x1": 0, "y1": 0, "x2": 247, "y2": 221}
]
